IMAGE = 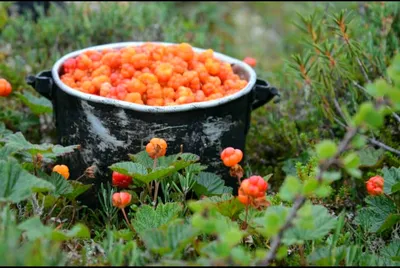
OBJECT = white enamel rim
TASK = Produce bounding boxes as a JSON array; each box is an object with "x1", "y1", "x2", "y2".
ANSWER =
[{"x1": 52, "y1": 42, "x2": 257, "y2": 113}]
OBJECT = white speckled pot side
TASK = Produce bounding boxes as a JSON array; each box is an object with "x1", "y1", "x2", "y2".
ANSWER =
[{"x1": 51, "y1": 42, "x2": 257, "y2": 113}]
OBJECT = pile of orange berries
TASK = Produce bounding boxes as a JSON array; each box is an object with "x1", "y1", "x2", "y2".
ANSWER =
[{"x1": 60, "y1": 43, "x2": 248, "y2": 106}]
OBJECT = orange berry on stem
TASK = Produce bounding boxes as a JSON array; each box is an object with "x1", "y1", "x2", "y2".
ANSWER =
[
  {"x1": 53, "y1": 164, "x2": 70, "y2": 180},
  {"x1": 112, "y1": 192, "x2": 132, "y2": 209},
  {"x1": 146, "y1": 138, "x2": 167, "y2": 159},
  {"x1": 220, "y1": 147, "x2": 243, "y2": 167}
]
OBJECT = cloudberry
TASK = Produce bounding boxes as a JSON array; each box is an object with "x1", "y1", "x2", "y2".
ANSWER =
[
  {"x1": 0, "y1": 78, "x2": 12, "y2": 97},
  {"x1": 243, "y1": 57, "x2": 257, "y2": 67},
  {"x1": 53, "y1": 164, "x2": 70, "y2": 180},
  {"x1": 112, "y1": 192, "x2": 132, "y2": 209},
  {"x1": 112, "y1": 171, "x2": 133, "y2": 188},
  {"x1": 60, "y1": 43, "x2": 249, "y2": 106},
  {"x1": 146, "y1": 138, "x2": 167, "y2": 159},
  {"x1": 221, "y1": 147, "x2": 243, "y2": 167},
  {"x1": 366, "y1": 175, "x2": 384, "y2": 196}
]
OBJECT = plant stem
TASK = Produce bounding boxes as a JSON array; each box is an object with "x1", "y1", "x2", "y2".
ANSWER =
[
  {"x1": 152, "y1": 157, "x2": 160, "y2": 207},
  {"x1": 258, "y1": 127, "x2": 358, "y2": 266},
  {"x1": 244, "y1": 202, "x2": 249, "y2": 229},
  {"x1": 121, "y1": 207, "x2": 135, "y2": 233}
]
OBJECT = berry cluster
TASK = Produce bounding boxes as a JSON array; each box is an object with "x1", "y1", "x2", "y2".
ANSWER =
[
  {"x1": 60, "y1": 43, "x2": 249, "y2": 106},
  {"x1": 146, "y1": 138, "x2": 167, "y2": 159}
]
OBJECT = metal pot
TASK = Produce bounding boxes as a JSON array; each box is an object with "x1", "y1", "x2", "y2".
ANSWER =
[{"x1": 27, "y1": 42, "x2": 279, "y2": 207}]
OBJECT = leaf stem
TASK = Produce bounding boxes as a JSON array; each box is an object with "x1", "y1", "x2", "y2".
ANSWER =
[{"x1": 121, "y1": 207, "x2": 135, "y2": 233}]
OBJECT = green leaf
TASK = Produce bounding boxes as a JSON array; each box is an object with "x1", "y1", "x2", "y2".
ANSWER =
[
  {"x1": 109, "y1": 162, "x2": 148, "y2": 176},
  {"x1": 380, "y1": 239, "x2": 400, "y2": 263},
  {"x1": 193, "y1": 172, "x2": 233, "y2": 197},
  {"x1": 64, "y1": 181, "x2": 92, "y2": 201},
  {"x1": 376, "y1": 214, "x2": 400, "y2": 233},
  {"x1": 51, "y1": 223, "x2": 91, "y2": 242},
  {"x1": 282, "y1": 152, "x2": 310, "y2": 176},
  {"x1": 382, "y1": 167, "x2": 400, "y2": 195},
  {"x1": 279, "y1": 176, "x2": 302, "y2": 201},
  {"x1": 192, "y1": 194, "x2": 244, "y2": 219},
  {"x1": 345, "y1": 167, "x2": 362, "y2": 178},
  {"x1": 15, "y1": 90, "x2": 53, "y2": 115},
  {"x1": 18, "y1": 217, "x2": 90, "y2": 242},
  {"x1": 342, "y1": 152, "x2": 360, "y2": 169},
  {"x1": 132, "y1": 202, "x2": 183, "y2": 235},
  {"x1": 358, "y1": 146, "x2": 384, "y2": 167},
  {"x1": 252, "y1": 206, "x2": 289, "y2": 238},
  {"x1": 391, "y1": 182, "x2": 400, "y2": 194},
  {"x1": 18, "y1": 217, "x2": 52, "y2": 240},
  {"x1": 141, "y1": 219, "x2": 195, "y2": 256},
  {"x1": 354, "y1": 195, "x2": 397, "y2": 233},
  {"x1": 315, "y1": 140, "x2": 337, "y2": 160},
  {"x1": 353, "y1": 102, "x2": 384, "y2": 129},
  {"x1": 129, "y1": 151, "x2": 155, "y2": 169},
  {"x1": 321, "y1": 171, "x2": 342, "y2": 182},
  {"x1": 314, "y1": 184, "x2": 332, "y2": 198},
  {"x1": 40, "y1": 172, "x2": 73, "y2": 197},
  {"x1": 0, "y1": 132, "x2": 79, "y2": 158},
  {"x1": 283, "y1": 205, "x2": 337, "y2": 245},
  {"x1": 0, "y1": 159, "x2": 55, "y2": 203},
  {"x1": 303, "y1": 179, "x2": 319, "y2": 196},
  {"x1": 110, "y1": 156, "x2": 198, "y2": 184}
]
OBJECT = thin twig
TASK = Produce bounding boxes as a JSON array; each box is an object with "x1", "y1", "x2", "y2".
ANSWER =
[
  {"x1": 258, "y1": 127, "x2": 358, "y2": 266},
  {"x1": 368, "y1": 138, "x2": 400, "y2": 156}
]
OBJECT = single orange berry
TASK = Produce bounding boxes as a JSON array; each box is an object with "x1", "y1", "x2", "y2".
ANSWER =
[
  {"x1": 366, "y1": 175, "x2": 384, "y2": 196},
  {"x1": 112, "y1": 192, "x2": 132, "y2": 209},
  {"x1": 145, "y1": 138, "x2": 168, "y2": 159},
  {"x1": 0, "y1": 78, "x2": 12, "y2": 97},
  {"x1": 243, "y1": 57, "x2": 257, "y2": 67},
  {"x1": 220, "y1": 147, "x2": 243, "y2": 167},
  {"x1": 53, "y1": 164, "x2": 70, "y2": 180}
]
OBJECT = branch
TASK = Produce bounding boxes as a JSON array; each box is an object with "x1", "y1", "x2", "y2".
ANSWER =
[
  {"x1": 368, "y1": 138, "x2": 400, "y2": 156},
  {"x1": 259, "y1": 127, "x2": 358, "y2": 266}
]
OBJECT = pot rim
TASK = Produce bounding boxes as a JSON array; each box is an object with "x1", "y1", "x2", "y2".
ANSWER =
[{"x1": 52, "y1": 42, "x2": 257, "y2": 113}]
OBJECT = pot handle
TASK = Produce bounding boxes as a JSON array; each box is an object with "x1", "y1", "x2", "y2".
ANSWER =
[
  {"x1": 252, "y1": 78, "x2": 280, "y2": 110},
  {"x1": 26, "y1": 70, "x2": 54, "y2": 100}
]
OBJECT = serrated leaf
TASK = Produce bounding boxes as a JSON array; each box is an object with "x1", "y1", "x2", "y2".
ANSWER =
[
  {"x1": 380, "y1": 239, "x2": 400, "y2": 262},
  {"x1": 64, "y1": 181, "x2": 92, "y2": 201},
  {"x1": 129, "y1": 151, "x2": 154, "y2": 169},
  {"x1": 0, "y1": 159, "x2": 55, "y2": 203},
  {"x1": 252, "y1": 206, "x2": 289, "y2": 237},
  {"x1": 109, "y1": 162, "x2": 148, "y2": 176},
  {"x1": 283, "y1": 205, "x2": 337, "y2": 245},
  {"x1": 40, "y1": 172, "x2": 73, "y2": 197},
  {"x1": 15, "y1": 90, "x2": 53, "y2": 115},
  {"x1": 0, "y1": 132, "x2": 78, "y2": 158},
  {"x1": 382, "y1": 167, "x2": 400, "y2": 195},
  {"x1": 193, "y1": 194, "x2": 244, "y2": 219},
  {"x1": 392, "y1": 182, "x2": 400, "y2": 194},
  {"x1": 193, "y1": 172, "x2": 233, "y2": 197},
  {"x1": 141, "y1": 219, "x2": 195, "y2": 256},
  {"x1": 132, "y1": 202, "x2": 183, "y2": 235},
  {"x1": 358, "y1": 147, "x2": 384, "y2": 167},
  {"x1": 18, "y1": 217, "x2": 52, "y2": 240},
  {"x1": 354, "y1": 195, "x2": 397, "y2": 233}
]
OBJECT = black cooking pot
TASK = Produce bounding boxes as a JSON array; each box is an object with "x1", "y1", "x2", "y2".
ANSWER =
[{"x1": 27, "y1": 42, "x2": 279, "y2": 207}]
